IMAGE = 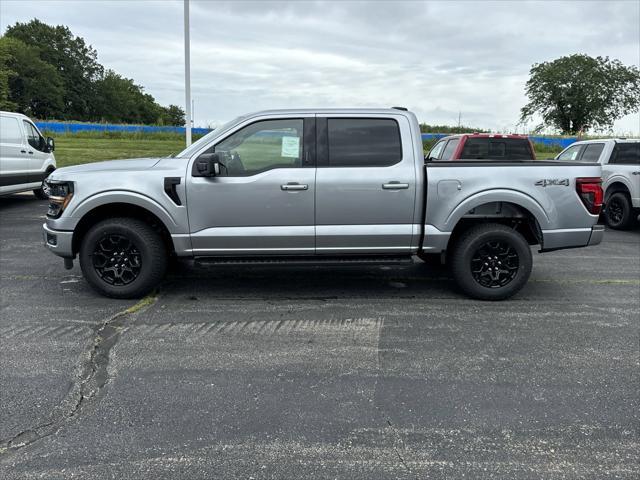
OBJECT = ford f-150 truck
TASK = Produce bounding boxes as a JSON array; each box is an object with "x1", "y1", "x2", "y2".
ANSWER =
[
  {"x1": 42, "y1": 108, "x2": 604, "y2": 300},
  {"x1": 555, "y1": 138, "x2": 640, "y2": 229}
]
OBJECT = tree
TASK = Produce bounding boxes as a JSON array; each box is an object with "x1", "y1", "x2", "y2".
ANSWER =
[
  {"x1": 0, "y1": 36, "x2": 18, "y2": 110},
  {"x1": 93, "y1": 70, "x2": 162, "y2": 124},
  {"x1": 5, "y1": 19, "x2": 103, "y2": 120},
  {"x1": 160, "y1": 105, "x2": 186, "y2": 126},
  {"x1": 0, "y1": 36, "x2": 64, "y2": 117},
  {"x1": 520, "y1": 54, "x2": 640, "y2": 134},
  {"x1": 3, "y1": 19, "x2": 184, "y2": 124}
]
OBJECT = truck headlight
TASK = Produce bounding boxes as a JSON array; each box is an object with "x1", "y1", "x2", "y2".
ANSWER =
[{"x1": 46, "y1": 181, "x2": 74, "y2": 218}]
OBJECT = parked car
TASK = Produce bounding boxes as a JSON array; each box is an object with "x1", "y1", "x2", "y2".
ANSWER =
[
  {"x1": 426, "y1": 133, "x2": 536, "y2": 161},
  {"x1": 0, "y1": 111, "x2": 56, "y2": 199},
  {"x1": 555, "y1": 139, "x2": 640, "y2": 229},
  {"x1": 43, "y1": 108, "x2": 603, "y2": 300}
]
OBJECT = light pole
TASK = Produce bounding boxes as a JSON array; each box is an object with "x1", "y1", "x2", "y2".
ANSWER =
[{"x1": 184, "y1": 0, "x2": 192, "y2": 147}]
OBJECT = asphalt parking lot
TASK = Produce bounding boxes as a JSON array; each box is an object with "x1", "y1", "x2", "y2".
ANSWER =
[{"x1": 0, "y1": 193, "x2": 638, "y2": 479}]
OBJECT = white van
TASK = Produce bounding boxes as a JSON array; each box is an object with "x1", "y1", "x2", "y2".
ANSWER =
[{"x1": 0, "y1": 111, "x2": 56, "y2": 198}]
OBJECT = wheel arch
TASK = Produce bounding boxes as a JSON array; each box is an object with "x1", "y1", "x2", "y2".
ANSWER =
[
  {"x1": 442, "y1": 200, "x2": 544, "y2": 257},
  {"x1": 71, "y1": 202, "x2": 176, "y2": 256},
  {"x1": 604, "y1": 180, "x2": 631, "y2": 201}
]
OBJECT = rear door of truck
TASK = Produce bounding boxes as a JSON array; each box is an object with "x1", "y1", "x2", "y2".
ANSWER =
[{"x1": 314, "y1": 114, "x2": 417, "y2": 254}]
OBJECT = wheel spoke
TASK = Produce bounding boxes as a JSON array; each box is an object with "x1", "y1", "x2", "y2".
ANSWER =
[
  {"x1": 92, "y1": 233, "x2": 142, "y2": 286},
  {"x1": 470, "y1": 239, "x2": 520, "y2": 289}
]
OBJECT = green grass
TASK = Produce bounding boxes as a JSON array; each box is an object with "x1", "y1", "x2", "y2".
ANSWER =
[{"x1": 53, "y1": 136, "x2": 187, "y2": 167}]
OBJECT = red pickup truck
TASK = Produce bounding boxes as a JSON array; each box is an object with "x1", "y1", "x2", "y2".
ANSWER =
[{"x1": 426, "y1": 133, "x2": 536, "y2": 161}]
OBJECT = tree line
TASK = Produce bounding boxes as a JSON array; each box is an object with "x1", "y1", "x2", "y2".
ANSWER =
[{"x1": 0, "y1": 19, "x2": 185, "y2": 125}]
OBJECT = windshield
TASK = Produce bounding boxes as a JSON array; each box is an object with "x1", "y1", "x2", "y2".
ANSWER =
[{"x1": 175, "y1": 116, "x2": 246, "y2": 158}]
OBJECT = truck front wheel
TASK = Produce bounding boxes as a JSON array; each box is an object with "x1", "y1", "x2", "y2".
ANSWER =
[
  {"x1": 450, "y1": 223, "x2": 532, "y2": 301},
  {"x1": 79, "y1": 217, "x2": 167, "y2": 298},
  {"x1": 604, "y1": 192, "x2": 634, "y2": 230}
]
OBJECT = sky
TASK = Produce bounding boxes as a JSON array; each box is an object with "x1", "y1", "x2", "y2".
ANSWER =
[{"x1": 1, "y1": 0, "x2": 639, "y2": 134}]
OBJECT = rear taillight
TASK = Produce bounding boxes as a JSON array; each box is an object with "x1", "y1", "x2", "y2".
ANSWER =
[{"x1": 576, "y1": 177, "x2": 603, "y2": 215}]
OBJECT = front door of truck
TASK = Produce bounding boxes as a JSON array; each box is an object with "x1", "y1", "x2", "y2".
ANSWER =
[
  {"x1": 187, "y1": 117, "x2": 316, "y2": 255},
  {"x1": 314, "y1": 115, "x2": 417, "y2": 254}
]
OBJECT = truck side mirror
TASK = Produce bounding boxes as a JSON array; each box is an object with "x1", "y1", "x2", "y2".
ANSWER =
[
  {"x1": 193, "y1": 153, "x2": 221, "y2": 177},
  {"x1": 46, "y1": 137, "x2": 55, "y2": 152}
]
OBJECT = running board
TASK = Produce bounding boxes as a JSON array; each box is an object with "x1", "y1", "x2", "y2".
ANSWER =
[{"x1": 194, "y1": 255, "x2": 414, "y2": 267}]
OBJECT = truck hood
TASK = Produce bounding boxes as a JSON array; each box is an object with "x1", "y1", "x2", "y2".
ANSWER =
[{"x1": 50, "y1": 158, "x2": 163, "y2": 178}]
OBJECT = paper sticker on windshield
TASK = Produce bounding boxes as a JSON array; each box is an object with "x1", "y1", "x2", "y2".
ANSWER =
[
  {"x1": 571, "y1": 150, "x2": 578, "y2": 160},
  {"x1": 281, "y1": 136, "x2": 300, "y2": 158}
]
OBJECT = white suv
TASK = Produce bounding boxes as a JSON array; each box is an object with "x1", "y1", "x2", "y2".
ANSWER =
[
  {"x1": 556, "y1": 139, "x2": 640, "y2": 229},
  {"x1": 0, "y1": 111, "x2": 56, "y2": 199}
]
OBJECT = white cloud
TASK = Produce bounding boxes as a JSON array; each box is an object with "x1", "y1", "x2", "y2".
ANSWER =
[{"x1": 1, "y1": 0, "x2": 638, "y2": 133}]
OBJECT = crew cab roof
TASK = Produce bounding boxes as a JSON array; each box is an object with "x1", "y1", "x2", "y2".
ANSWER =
[{"x1": 242, "y1": 108, "x2": 417, "y2": 116}]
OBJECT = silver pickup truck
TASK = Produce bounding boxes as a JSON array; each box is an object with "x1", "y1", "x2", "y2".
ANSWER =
[
  {"x1": 42, "y1": 108, "x2": 604, "y2": 300},
  {"x1": 555, "y1": 138, "x2": 640, "y2": 229}
]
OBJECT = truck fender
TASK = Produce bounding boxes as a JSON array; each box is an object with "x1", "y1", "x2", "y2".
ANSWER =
[
  {"x1": 603, "y1": 174, "x2": 633, "y2": 199},
  {"x1": 68, "y1": 191, "x2": 181, "y2": 233},
  {"x1": 443, "y1": 189, "x2": 551, "y2": 231}
]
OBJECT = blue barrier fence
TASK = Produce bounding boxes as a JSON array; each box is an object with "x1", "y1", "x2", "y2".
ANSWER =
[
  {"x1": 34, "y1": 121, "x2": 578, "y2": 149},
  {"x1": 35, "y1": 121, "x2": 211, "y2": 136}
]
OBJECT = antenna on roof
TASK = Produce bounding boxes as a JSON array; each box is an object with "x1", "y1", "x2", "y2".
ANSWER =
[{"x1": 391, "y1": 106, "x2": 408, "y2": 111}]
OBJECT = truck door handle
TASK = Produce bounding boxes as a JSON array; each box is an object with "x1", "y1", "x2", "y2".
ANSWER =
[
  {"x1": 632, "y1": 171, "x2": 640, "y2": 175},
  {"x1": 382, "y1": 182, "x2": 409, "y2": 190},
  {"x1": 28, "y1": 151, "x2": 33, "y2": 154},
  {"x1": 281, "y1": 183, "x2": 308, "y2": 191},
  {"x1": 20, "y1": 150, "x2": 27, "y2": 154}
]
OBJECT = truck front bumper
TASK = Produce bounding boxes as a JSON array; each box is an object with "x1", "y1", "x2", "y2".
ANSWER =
[{"x1": 43, "y1": 223, "x2": 74, "y2": 259}]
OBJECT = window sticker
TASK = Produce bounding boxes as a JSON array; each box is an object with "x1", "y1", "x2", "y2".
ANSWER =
[
  {"x1": 281, "y1": 136, "x2": 300, "y2": 158},
  {"x1": 571, "y1": 150, "x2": 578, "y2": 160}
]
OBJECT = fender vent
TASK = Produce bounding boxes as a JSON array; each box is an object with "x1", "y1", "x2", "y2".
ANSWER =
[{"x1": 164, "y1": 177, "x2": 182, "y2": 206}]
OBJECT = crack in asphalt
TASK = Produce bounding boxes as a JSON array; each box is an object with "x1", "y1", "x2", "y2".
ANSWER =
[
  {"x1": 0, "y1": 293, "x2": 158, "y2": 455},
  {"x1": 386, "y1": 420, "x2": 413, "y2": 476},
  {"x1": 371, "y1": 319, "x2": 417, "y2": 478}
]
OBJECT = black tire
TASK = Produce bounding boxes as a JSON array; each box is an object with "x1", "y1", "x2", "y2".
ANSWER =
[
  {"x1": 604, "y1": 192, "x2": 634, "y2": 230},
  {"x1": 33, "y1": 168, "x2": 55, "y2": 199},
  {"x1": 33, "y1": 188, "x2": 48, "y2": 200},
  {"x1": 79, "y1": 217, "x2": 167, "y2": 298},
  {"x1": 450, "y1": 223, "x2": 532, "y2": 301}
]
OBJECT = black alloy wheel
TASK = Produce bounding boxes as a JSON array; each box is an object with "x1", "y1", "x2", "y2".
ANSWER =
[
  {"x1": 470, "y1": 240, "x2": 519, "y2": 288},
  {"x1": 604, "y1": 192, "x2": 633, "y2": 230},
  {"x1": 450, "y1": 223, "x2": 532, "y2": 300},
  {"x1": 79, "y1": 217, "x2": 168, "y2": 298},
  {"x1": 92, "y1": 234, "x2": 142, "y2": 286}
]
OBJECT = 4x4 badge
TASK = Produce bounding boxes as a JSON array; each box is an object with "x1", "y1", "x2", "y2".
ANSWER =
[{"x1": 535, "y1": 178, "x2": 570, "y2": 187}]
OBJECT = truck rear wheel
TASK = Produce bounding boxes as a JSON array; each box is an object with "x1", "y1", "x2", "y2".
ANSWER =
[
  {"x1": 604, "y1": 192, "x2": 634, "y2": 230},
  {"x1": 450, "y1": 223, "x2": 532, "y2": 301},
  {"x1": 79, "y1": 217, "x2": 167, "y2": 298}
]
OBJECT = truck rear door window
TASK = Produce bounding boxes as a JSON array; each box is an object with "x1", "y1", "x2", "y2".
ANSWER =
[
  {"x1": 611, "y1": 143, "x2": 640, "y2": 165},
  {"x1": 440, "y1": 138, "x2": 460, "y2": 161},
  {"x1": 580, "y1": 143, "x2": 604, "y2": 163},
  {"x1": 327, "y1": 118, "x2": 401, "y2": 167},
  {"x1": 460, "y1": 138, "x2": 533, "y2": 160}
]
